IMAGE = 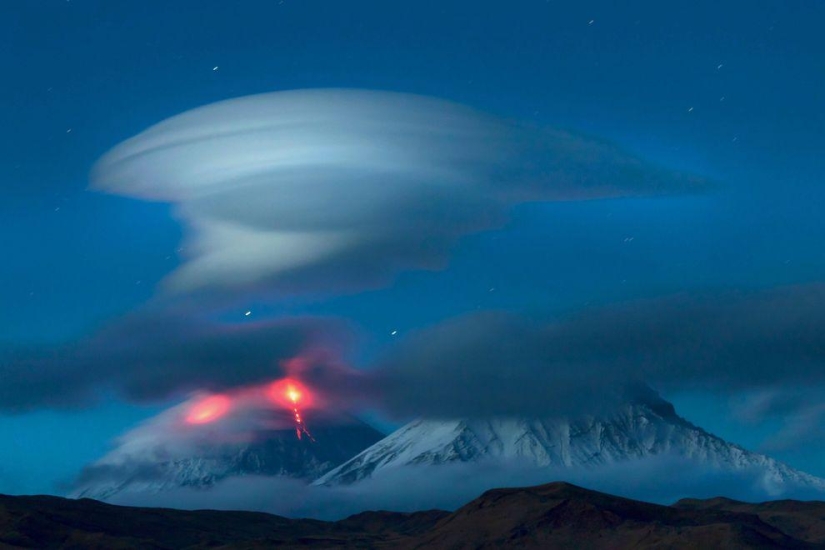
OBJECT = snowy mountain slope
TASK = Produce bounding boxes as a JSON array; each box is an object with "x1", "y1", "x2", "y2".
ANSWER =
[
  {"x1": 314, "y1": 393, "x2": 825, "y2": 495},
  {"x1": 73, "y1": 413, "x2": 383, "y2": 501}
]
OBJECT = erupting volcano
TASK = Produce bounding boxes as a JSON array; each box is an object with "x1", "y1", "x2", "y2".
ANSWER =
[{"x1": 269, "y1": 378, "x2": 315, "y2": 441}]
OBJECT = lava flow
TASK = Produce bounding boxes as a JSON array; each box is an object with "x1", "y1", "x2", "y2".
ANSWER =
[{"x1": 268, "y1": 378, "x2": 315, "y2": 441}]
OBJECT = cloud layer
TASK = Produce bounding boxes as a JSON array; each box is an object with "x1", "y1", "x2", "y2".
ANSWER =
[
  {"x1": 0, "y1": 88, "x2": 716, "y2": 413},
  {"x1": 3, "y1": 283, "x2": 823, "y2": 421},
  {"x1": 0, "y1": 308, "x2": 348, "y2": 412},
  {"x1": 100, "y1": 457, "x2": 825, "y2": 520},
  {"x1": 91, "y1": 89, "x2": 705, "y2": 298},
  {"x1": 372, "y1": 284, "x2": 825, "y2": 419}
]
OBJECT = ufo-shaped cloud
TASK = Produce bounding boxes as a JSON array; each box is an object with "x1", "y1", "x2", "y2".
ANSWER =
[{"x1": 91, "y1": 89, "x2": 706, "y2": 298}]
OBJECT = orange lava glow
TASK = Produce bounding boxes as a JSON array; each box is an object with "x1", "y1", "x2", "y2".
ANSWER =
[
  {"x1": 185, "y1": 395, "x2": 231, "y2": 424},
  {"x1": 267, "y1": 378, "x2": 313, "y2": 409},
  {"x1": 267, "y1": 377, "x2": 316, "y2": 441}
]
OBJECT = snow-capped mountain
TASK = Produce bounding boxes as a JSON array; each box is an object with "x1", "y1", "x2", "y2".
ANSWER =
[
  {"x1": 73, "y1": 387, "x2": 825, "y2": 505},
  {"x1": 73, "y1": 412, "x2": 383, "y2": 501},
  {"x1": 314, "y1": 391, "x2": 825, "y2": 496}
]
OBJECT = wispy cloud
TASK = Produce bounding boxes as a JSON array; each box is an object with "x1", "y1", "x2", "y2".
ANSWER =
[{"x1": 100, "y1": 456, "x2": 825, "y2": 520}]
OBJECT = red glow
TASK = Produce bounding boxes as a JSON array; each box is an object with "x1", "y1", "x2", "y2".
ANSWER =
[
  {"x1": 185, "y1": 395, "x2": 231, "y2": 424},
  {"x1": 267, "y1": 378, "x2": 313, "y2": 409},
  {"x1": 267, "y1": 377, "x2": 315, "y2": 441}
]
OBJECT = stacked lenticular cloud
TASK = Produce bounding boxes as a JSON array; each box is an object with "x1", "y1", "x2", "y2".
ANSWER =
[{"x1": 91, "y1": 89, "x2": 703, "y2": 297}]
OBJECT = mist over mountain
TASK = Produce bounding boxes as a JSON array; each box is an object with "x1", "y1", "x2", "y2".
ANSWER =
[
  {"x1": 72, "y1": 408, "x2": 383, "y2": 502},
  {"x1": 316, "y1": 390, "x2": 825, "y2": 499},
  {"x1": 71, "y1": 389, "x2": 825, "y2": 517}
]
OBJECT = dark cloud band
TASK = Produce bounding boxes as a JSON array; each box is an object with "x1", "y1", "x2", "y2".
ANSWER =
[
  {"x1": 371, "y1": 284, "x2": 825, "y2": 419},
  {"x1": 0, "y1": 309, "x2": 347, "y2": 412}
]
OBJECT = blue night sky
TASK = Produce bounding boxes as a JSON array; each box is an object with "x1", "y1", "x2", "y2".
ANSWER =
[{"x1": 1, "y1": 0, "x2": 824, "y2": 495}]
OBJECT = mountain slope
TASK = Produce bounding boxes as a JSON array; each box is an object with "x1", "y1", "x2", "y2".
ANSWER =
[
  {"x1": 314, "y1": 393, "x2": 825, "y2": 497},
  {"x1": 73, "y1": 413, "x2": 383, "y2": 501},
  {"x1": 5, "y1": 482, "x2": 825, "y2": 549},
  {"x1": 414, "y1": 482, "x2": 813, "y2": 550},
  {"x1": 675, "y1": 496, "x2": 825, "y2": 545}
]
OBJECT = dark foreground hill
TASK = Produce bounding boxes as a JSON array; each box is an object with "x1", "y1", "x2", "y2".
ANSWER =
[{"x1": 2, "y1": 482, "x2": 825, "y2": 549}]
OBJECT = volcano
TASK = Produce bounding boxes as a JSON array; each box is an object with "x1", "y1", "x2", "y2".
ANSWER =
[
  {"x1": 72, "y1": 410, "x2": 383, "y2": 501},
  {"x1": 314, "y1": 390, "x2": 825, "y2": 500}
]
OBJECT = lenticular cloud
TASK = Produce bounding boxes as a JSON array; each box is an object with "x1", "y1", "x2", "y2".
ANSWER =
[{"x1": 91, "y1": 89, "x2": 705, "y2": 297}]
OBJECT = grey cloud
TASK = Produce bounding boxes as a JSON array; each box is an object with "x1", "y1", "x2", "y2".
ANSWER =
[
  {"x1": 749, "y1": 392, "x2": 825, "y2": 454},
  {"x1": 91, "y1": 89, "x2": 706, "y2": 298},
  {"x1": 0, "y1": 308, "x2": 348, "y2": 412},
  {"x1": 5, "y1": 283, "x2": 823, "y2": 422},
  {"x1": 372, "y1": 284, "x2": 825, "y2": 420}
]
